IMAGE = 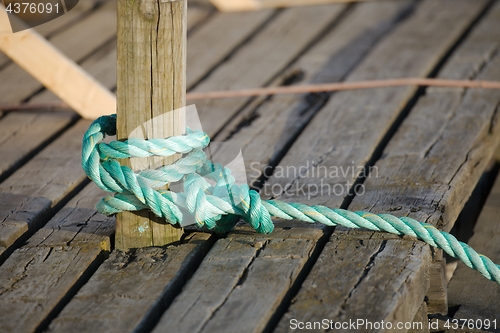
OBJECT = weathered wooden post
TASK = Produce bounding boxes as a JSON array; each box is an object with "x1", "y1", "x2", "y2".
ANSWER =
[{"x1": 116, "y1": 0, "x2": 186, "y2": 249}]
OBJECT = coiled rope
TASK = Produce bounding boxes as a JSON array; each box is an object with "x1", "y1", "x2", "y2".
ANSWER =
[{"x1": 82, "y1": 115, "x2": 500, "y2": 285}]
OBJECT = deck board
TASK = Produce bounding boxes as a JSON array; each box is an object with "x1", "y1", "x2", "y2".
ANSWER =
[
  {"x1": 274, "y1": 0, "x2": 500, "y2": 329},
  {"x1": 0, "y1": 0, "x2": 499, "y2": 331},
  {"x1": 0, "y1": 120, "x2": 91, "y2": 262},
  {"x1": 152, "y1": 2, "x2": 416, "y2": 332},
  {"x1": 46, "y1": 233, "x2": 212, "y2": 333},
  {"x1": 447, "y1": 151, "x2": 500, "y2": 329},
  {"x1": 0, "y1": 245, "x2": 104, "y2": 333},
  {"x1": 213, "y1": 0, "x2": 415, "y2": 182},
  {"x1": 152, "y1": 227, "x2": 324, "y2": 333},
  {"x1": 187, "y1": 9, "x2": 276, "y2": 89},
  {"x1": 0, "y1": 111, "x2": 77, "y2": 182},
  {"x1": 0, "y1": 184, "x2": 111, "y2": 333},
  {"x1": 191, "y1": 4, "x2": 347, "y2": 137}
]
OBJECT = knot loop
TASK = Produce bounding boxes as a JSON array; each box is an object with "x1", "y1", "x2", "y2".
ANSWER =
[{"x1": 82, "y1": 115, "x2": 274, "y2": 233}]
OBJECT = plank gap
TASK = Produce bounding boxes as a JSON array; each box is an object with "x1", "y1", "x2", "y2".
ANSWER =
[
  {"x1": 131, "y1": 234, "x2": 217, "y2": 333},
  {"x1": 0, "y1": 112, "x2": 80, "y2": 184},
  {"x1": 33, "y1": 248, "x2": 108, "y2": 333},
  {"x1": 208, "y1": 4, "x2": 355, "y2": 141},
  {"x1": 339, "y1": 0, "x2": 498, "y2": 211},
  {"x1": 0, "y1": 173, "x2": 91, "y2": 266}
]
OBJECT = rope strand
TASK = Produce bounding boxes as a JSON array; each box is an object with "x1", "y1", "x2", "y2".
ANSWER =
[{"x1": 82, "y1": 115, "x2": 500, "y2": 285}]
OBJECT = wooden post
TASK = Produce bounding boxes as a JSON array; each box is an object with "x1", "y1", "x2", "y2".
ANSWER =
[{"x1": 116, "y1": 0, "x2": 186, "y2": 249}]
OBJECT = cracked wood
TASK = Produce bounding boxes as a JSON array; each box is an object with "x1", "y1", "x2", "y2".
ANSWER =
[
  {"x1": 115, "y1": 0, "x2": 187, "y2": 248},
  {"x1": 47, "y1": 233, "x2": 212, "y2": 333}
]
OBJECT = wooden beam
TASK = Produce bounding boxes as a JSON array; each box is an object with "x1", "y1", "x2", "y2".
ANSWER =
[
  {"x1": 0, "y1": 4, "x2": 115, "y2": 119},
  {"x1": 116, "y1": 0, "x2": 186, "y2": 250}
]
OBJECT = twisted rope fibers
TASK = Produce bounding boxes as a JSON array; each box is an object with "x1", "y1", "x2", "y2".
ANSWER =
[{"x1": 82, "y1": 115, "x2": 500, "y2": 285}]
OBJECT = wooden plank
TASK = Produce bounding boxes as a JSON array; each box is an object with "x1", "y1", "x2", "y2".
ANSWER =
[
  {"x1": 0, "y1": 245, "x2": 104, "y2": 333},
  {"x1": 47, "y1": 233, "x2": 212, "y2": 333},
  {"x1": 427, "y1": 250, "x2": 448, "y2": 314},
  {"x1": 0, "y1": 120, "x2": 92, "y2": 261},
  {"x1": 190, "y1": 4, "x2": 347, "y2": 137},
  {"x1": 115, "y1": 0, "x2": 187, "y2": 249},
  {"x1": 186, "y1": 2, "x2": 214, "y2": 32},
  {"x1": 152, "y1": 227, "x2": 324, "y2": 333},
  {"x1": 24, "y1": 6, "x2": 273, "y2": 106},
  {"x1": 409, "y1": 302, "x2": 430, "y2": 333},
  {"x1": 271, "y1": 230, "x2": 431, "y2": 333},
  {"x1": 186, "y1": 9, "x2": 275, "y2": 89},
  {"x1": 265, "y1": 0, "x2": 487, "y2": 203},
  {"x1": 214, "y1": 0, "x2": 415, "y2": 183},
  {"x1": 0, "y1": 176, "x2": 209, "y2": 333},
  {"x1": 271, "y1": 0, "x2": 498, "y2": 329},
  {"x1": 0, "y1": 183, "x2": 114, "y2": 333},
  {"x1": 0, "y1": 4, "x2": 115, "y2": 119},
  {"x1": 0, "y1": 111, "x2": 77, "y2": 182},
  {"x1": 0, "y1": 10, "x2": 111, "y2": 119},
  {"x1": 447, "y1": 164, "x2": 500, "y2": 328},
  {"x1": 29, "y1": 40, "x2": 118, "y2": 104},
  {"x1": 0, "y1": 0, "x2": 117, "y2": 107},
  {"x1": 24, "y1": 183, "x2": 115, "y2": 250}
]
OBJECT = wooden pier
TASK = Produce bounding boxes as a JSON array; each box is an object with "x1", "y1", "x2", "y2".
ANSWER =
[{"x1": 0, "y1": 0, "x2": 499, "y2": 332}]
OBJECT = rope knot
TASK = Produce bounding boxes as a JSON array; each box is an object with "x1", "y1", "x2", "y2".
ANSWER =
[
  {"x1": 82, "y1": 115, "x2": 274, "y2": 234},
  {"x1": 82, "y1": 115, "x2": 500, "y2": 285}
]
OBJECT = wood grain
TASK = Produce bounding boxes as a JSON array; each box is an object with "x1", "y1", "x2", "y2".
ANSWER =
[
  {"x1": 186, "y1": 9, "x2": 275, "y2": 89},
  {"x1": 0, "y1": 245, "x2": 103, "y2": 333},
  {"x1": 25, "y1": 183, "x2": 115, "y2": 251},
  {"x1": 151, "y1": 3, "x2": 412, "y2": 332},
  {"x1": 0, "y1": 111, "x2": 77, "y2": 182},
  {"x1": 213, "y1": 0, "x2": 415, "y2": 185},
  {"x1": 191, "y1": 4, "x2": 347, "y2": 138},
  {"x1": 0, "y1": 184, "x2": 110, "y2": 333},
  {"x1": 273, "y1": 0, "x2": 498, "y2": 329},
  {"x1": 47, "y1": 233, "x2": 212, "y2": 333},
  {"x1": 115, "y1": 0, "x2": 187, "y2": 249},
  {"x1": 152, "y1": 1, "x2": 492, "y2": 331},
  {"x1": 152, "y1": 227, "x2": 324, "y2": 333},
  {"x1": 409, "y1": 302, "x2": 430, "y2": 333},
  {"x1": 0, "y1": 120, "x2": 91, "y2": 261}
]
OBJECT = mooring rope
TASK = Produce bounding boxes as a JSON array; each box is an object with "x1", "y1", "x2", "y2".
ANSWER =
[{"x1": 82, "y1": 114, "x2": 500, "y2": 285}]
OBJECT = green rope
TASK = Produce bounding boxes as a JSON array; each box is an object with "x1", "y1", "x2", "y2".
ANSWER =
[{"x1": 82, "y1": 115, "x2": 500, "y2": 285}]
